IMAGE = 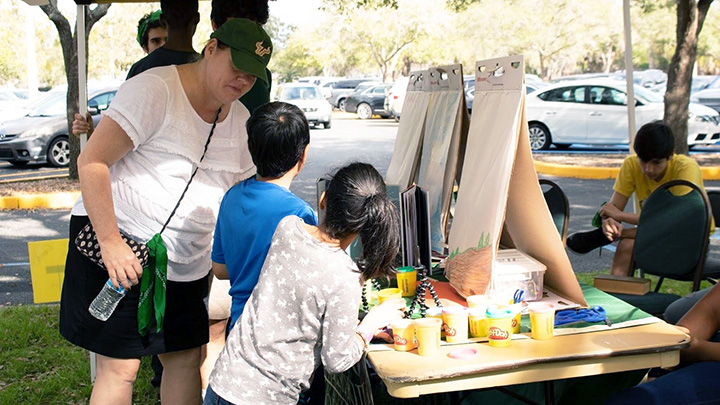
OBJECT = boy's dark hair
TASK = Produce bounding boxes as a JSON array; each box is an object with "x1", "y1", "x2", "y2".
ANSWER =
[
  {"x1": 323, "y1": 163, "x2": 400, "y2": 281},
  {"x1": 138, "y1": 12, "x2": 165, "y2": 48},
  {"x1": 634, "y1": 121, "x2": 675, "y2": 162},
  {"x1": 160, "y1": 0, "x2": 199, "y2": 28},
  {"x1": 211, "y1": 0, "x2": 270, "y2": 26},
  {"x1": 247, "y1": 102, "x2": 310, "y2": 178}
]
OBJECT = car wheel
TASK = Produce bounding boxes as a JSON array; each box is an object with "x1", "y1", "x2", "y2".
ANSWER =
[
  {"x1": 554, "y1": 143, "x2": 572, "y2": 150},
  {"x1": 394, "y1": 115, "x2": 400, "y2": 122},
  {"x1": 357, "y1": 103, "x2": 373, "y2": 120},
  {"x1": 9, "y1": 160, "x2": 28, "y2": 167},
  {"x1": 528, "y1": 123, "x2": 552, "y2": 151},
  {"x1": 48, "y1": 136, "x2": 70, "y2": 167},
  {"x1": 338, "y1": 98, "x2": 347, "y2": 112},
  {"x1": 323, "y1": 121, "x2": 332, "y2": 129}
]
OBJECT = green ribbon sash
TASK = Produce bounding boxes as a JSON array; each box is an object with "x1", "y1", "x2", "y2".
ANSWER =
[{"x1": 138, "y1": 233, "x2": 167, "y2": 336}]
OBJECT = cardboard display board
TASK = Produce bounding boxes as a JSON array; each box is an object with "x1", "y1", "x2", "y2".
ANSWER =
[
  {"x1": 385, "y1": 70, "x2": 431, "y2": 191},
  {"x1": 28, "y1": 238, "x2": 68, "y2": 304},
  {"x1": 446, "y1": 56, "x2": 585, "y2": 305},
  {"x1": 415, "y1": 64, "x2": 469, "y2": 253}
]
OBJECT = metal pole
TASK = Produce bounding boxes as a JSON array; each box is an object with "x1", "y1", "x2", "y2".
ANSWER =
[
  {"x1": 623, "y1": 0, "x2": 636, "y2": 153},
  {"x1": 77, "y1": 3, "x2": 95, "y2": 382},
  {"x1": 77, "y1": 4, "x2": 88, "y2": 150}
]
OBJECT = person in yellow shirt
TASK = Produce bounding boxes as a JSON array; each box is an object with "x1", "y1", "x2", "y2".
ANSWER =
[{"x1": 567, "y1": 121, "x2": 713, "y2": 276}]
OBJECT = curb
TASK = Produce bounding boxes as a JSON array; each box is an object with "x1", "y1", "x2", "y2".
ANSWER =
[
  {"x1": 534, "y1": 161, "x2": 720, "y2": 181},
  {"x1": 1, "y1": 162, "x2": 719, "y2": 210},
  {"x1": 0, "y1": 191, "x2": 80, "y2": 210}
]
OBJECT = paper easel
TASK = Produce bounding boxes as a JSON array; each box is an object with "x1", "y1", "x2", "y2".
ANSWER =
[
  {"x1": 415, "y1": 64, "x2": 469, "y2": 253},
  {"x1": 28, "y1": 238, "x2": 68, "y2": 304},
  {"x1": 387, "y1": 65, "x2": 469, "y2": 255},
  {"x1": 446, "y1": 56, "x2": 586, "y2": 306},
  {"x1": 385, "y1": 70, "x2": 431, "y2": 191}
]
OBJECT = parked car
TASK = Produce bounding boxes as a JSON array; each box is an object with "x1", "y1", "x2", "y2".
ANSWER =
[
  {"x1": 326, "y1": 78, "x2": 379, "y2": 111},
  {"x1": 275, "y1": 83, "x2": 332, "y2": 129},
  {"x1": 0, "y1": 85, "x2": 118, "y2": 167},
  {"x1": 0, "y1": 89, "x2": 30, "y2": 124},
  {"x1": 611, "y1": 69, "x2": 667, "y2": 93},
  {"x1": 466, "y1": 81, "x2": 547, "y2": 114},
  {"x1": 526, "y1": 80, "x2": 720, "y2": 150},
  {"x1": 691, "y1": 76, "x2": 720, "y2": 113},
  {"x1": 385, "y1": 76, "x2": 409, "y2": 121},
  {"x1": 345, "y1": 83, "x2": 392, "y2": 119}
]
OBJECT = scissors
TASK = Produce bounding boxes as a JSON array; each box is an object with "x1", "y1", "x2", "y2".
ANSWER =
[
  {"x1": 513, "y1": 289, "x2": 525, "y2": 304},
  {"x1": 554, "y1": 306, "x2": 610, "y2": 326}
]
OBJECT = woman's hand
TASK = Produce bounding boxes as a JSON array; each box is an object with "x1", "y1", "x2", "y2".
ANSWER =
[
  {"x1": 359, "y1": 298, "x2": 406, "y2": 334},
  {"x1": 99, "y1": 236, "x2": 144, "y2": 290},
  {"x1": 72, "y1": 112, "x2": 94, "y2": 136}
]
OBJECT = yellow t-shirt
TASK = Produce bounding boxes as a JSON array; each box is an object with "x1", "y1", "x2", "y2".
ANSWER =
[{"x1": 613, "y1": 154, "x2": 714, "y2": 232}]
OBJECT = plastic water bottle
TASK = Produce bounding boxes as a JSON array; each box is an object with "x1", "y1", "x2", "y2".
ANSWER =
[{"x1": 89, "y1": 279, "x2": 128, "y2": 321}]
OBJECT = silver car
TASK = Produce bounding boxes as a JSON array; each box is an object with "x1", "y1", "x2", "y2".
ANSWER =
[
  {"x1": 0, "y1": 86, "x2": 118, "y2": 167},
  {"x1": 276, "y1": 83, "x2": 332, "y2": 129}
]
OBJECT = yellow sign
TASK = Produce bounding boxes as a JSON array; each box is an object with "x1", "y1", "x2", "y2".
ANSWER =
[{"x1": 28, "y1": 239, "x2": 68, "y2": 304}]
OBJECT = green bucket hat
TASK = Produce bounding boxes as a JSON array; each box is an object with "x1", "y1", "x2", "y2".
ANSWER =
[{"x1": 210, "y1": 18, "x2": 272, "y2": 86}]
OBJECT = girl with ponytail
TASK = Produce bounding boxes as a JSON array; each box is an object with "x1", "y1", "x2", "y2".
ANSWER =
[{"x1": 205, "y1": 162, "x2": 406, "y2": 405}]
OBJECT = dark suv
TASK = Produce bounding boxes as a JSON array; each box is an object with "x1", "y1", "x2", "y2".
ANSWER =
[{"x1": 327, "y1": 78, "x2": 379, "y2": 111}]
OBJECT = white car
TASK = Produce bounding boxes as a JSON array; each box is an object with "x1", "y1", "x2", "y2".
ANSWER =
[
  {"x1": 384, "y1": 76, "x2": 409, "y2": 121},
  {"x1": 526, "y1": 80, "x2": 720, "y2": 150},
  {"x1": 275, "y1": 83, "x2": 332, "y2": 129}
]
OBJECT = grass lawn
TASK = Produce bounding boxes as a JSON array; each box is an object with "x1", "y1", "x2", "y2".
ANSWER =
[
  {"x1": 0, "y1": 273, "x2": 712, "y2": 404},
  {"x1": 0, "y1": 305, "x2": 156, "y2": 404}
]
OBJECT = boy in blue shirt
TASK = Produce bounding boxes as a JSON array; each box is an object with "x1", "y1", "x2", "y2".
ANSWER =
[{"x1": 211, "y1": 101, "x2": 317, "y2": 328}]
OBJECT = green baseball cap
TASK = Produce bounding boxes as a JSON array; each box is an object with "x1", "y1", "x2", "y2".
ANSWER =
[{"x1": 210, "y1": 18, "x2": 272, "y2": 86}]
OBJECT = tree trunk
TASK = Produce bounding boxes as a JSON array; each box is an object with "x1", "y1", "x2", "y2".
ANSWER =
[
  {"x1": 40, "y1": 1, "x2": 110, "y2": 179},
  {"x1": 664, "y1": 0, "x2": 712, "y2": 155}
]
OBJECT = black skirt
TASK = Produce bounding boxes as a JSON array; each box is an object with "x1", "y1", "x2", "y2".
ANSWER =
[{"x1": 59, "y1": 215, "x2": 209, "y2": 358}]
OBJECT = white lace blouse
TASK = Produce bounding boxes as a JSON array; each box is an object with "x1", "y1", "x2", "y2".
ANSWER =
[{"x1": 72, "y1": 66, "x2": 255, "y2": 281}]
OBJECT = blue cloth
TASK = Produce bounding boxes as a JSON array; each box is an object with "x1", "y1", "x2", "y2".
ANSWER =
[
  {"x1": 606, "y1": 361, "x2": 720, "y2": 405},
  {"x1": 212, "y1": 177, "x2": 317, "y2": 327},
  {"x1": 203, "y1": 385, "x2": 234, "y2": 405}
]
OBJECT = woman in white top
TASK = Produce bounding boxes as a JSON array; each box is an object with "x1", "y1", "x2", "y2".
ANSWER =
[{"x1": 59, "y1": 19, "x2": 272, "y2": 405}]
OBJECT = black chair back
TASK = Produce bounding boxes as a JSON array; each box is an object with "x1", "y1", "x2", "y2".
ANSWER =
[{"x1": 539, "y1": 179, "x2": 570, "y2": 244}]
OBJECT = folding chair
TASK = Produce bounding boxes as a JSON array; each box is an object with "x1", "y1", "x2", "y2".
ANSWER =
[
  {"x1": 611, "y1": 180, "x2": 715, "y2": 316},
  {"x1": 324, "y1": 354, "x2": 374, "y2": 405},
  {"x1": 539, "y1": 179, "x2": 570, "y2": 244}
]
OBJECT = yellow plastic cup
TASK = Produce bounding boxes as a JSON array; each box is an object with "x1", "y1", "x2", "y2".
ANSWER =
[
  {"x1": 468, "y1": 307, "x2": 488, "y2": 338},
  {"x1": 497, "y1": 302, "x2": 522, "y2": 334},
  {"x1": 391, "y1": 319, "x2": 416, "y2": 351},
  {"x1": 396, "y1": 266, "x2": 417, "y2": 297},
  {"x1": 426, "y1": 307, "x2": 444, "y2": 338},
  {"x1": 442, "y1": 306, "x2": 468, "y2": 343},
  {"x1": 413, "y1": 318, "x2": 442, "y2": 356},
  {"x1": 529, "y1": 303, "x2": 555, "y2": 340},
  {"x1": 377, "y1": 288, "x2": 403, "y2": 304},
  {"x1": 486, "y1": 307, "x2": 513, "y2": 348},
  {"x1": 466, "y1": 295, "x2": 490, "y2": 308}
]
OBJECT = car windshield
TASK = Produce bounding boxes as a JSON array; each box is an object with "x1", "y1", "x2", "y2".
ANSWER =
[
  {"x1": 353, "y1": 83, "x2": 376, "y2": 93},
  {"x1": 27, "y1": 91, "x2": 66, "y2": 117},
  {"x1": 280, "y1": 86, "x2": 323, "y2": 101}
]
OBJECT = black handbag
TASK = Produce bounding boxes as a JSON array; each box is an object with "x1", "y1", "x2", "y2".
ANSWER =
[{"x1": 75, "y1": 223, "x2": 149, "y2": 270}]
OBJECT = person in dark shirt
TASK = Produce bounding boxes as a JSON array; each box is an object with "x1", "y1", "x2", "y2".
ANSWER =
[{"x1": 125, "y1": 0, "x2": 200, "y2": 80}]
